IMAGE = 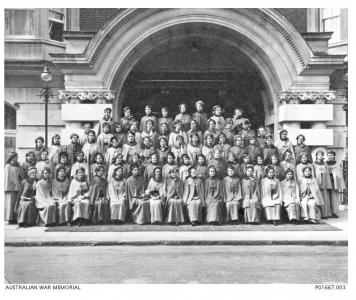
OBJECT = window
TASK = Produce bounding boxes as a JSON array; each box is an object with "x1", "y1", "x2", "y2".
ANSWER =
[
  {"x1": 48, "y1": 9, "x2": 65, "y2": 42},
  {"x1": 321, "y1": 8, "x2": 341, "y2": 44},
  {"x1": 4, "y1": 103, "x2": 17, "y2": 163},
  {"x1": 5, "y1": 9, "x2": 35, "y2": 36}
]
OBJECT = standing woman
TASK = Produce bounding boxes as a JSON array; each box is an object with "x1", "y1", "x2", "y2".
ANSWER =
[
  {"x1": 230, "y1": 135, "x2": 248, "y2": 163},
  {"x1": 33, "y1": 136, "x2": 47, "y2": 162},
  {"x1": 214, "y1": 132, "x2": 231, "y2": 162},
  {"x1": 281, "y1": 169, "x2": 301, "y2": 223},
  {"x1": 241, "y1": 165, "x2": 261, "y2": 224},
  {"x1": 171, "y1": 135, "x2": 187, "y2": 166},
  {"x1": 296, "y1": 152, "x2": 315, "y2": 185},
  {"x1": 108, "y1": 153, "x2": 127, "y2": 180},
  {"x1": 205, "y1": 166, "x2": 225, "y2": 225},
  {"x1": 54, "y1": 152, "x2": 72, "y2": 179},
  {"x1": 112, "y1": 122, "x2": 126, "y2": 147},
  {"x1": 89, "y1": 165, "x2": 110, "y2": 225},
  {"x1": 253, "y1": 154, "x2": 266, "y2": 183},
  {"x1": 48, "y1": 134, "x2": 66, "y2": 165},
  {"x1": 67, "y1": 167, "x2": 90, "y2": 226},
  {"x1": 162, "y1": 152, "x2": 178, "y2": 180},
  {"x1": 261, "y1": 165, "x2": 283, "y2": 225},
  {"x1": 270, "y1": 154, "x2": 285, "y2": 182},
  {"x1": 326, "y1": 150, "x2": 346, "y2": 218},
  {"x1": 143, "y1": 152, "x2": 161, "y2": 187},
  {"x1": 104, "y1": 136, "x2": 122, "y2": 170},
  {"x1": 210, "y1": 105, "x2": 225, "y2": 132},
  {"x1": 187, "y1": 119, "x2": 203, "y2": 145},
  {"x1": 299, "y1": 166, "x2": 324, "y2": 224},
  {"x1": 141, "y1": 119, "x2": 159, "y2": 149},
  {"x1": 70, "y1": 151, "x2": 90, "y2": 180},
  {"x1": 187, "y1": 132, "x2": 202, "y2": 166},
  {"x1": 35, "y1": 168, "x2": 57, "y2": 226},
  {"x1": 183, "y1": 167, "x2": 205, "y2": 225},
  {"x1": 201, "y1": 133, "x2": 215, "y2": 165},
  {"x1": 275, "y1": 129, "x2": 295, "y2": 161},
  {"x1": 313, "y1": 150, "x2": 332, "y2": 219},
  {"x1": 52, "y1": 166, "x2": 71, "y2": 226},
  {"x1": 82, "y1": 130, "x2": 101, "y2": 165},
  {"x1": 4, "y1": 152, "x2": 23, "y2": 224},
  {"x1": 97, "y1": 122, "x2": 114, "y2": 155},
  {"x1": 140, "y1": 136, "x2": 155, "y2": 166},
  {"x1": 294, "y1": 134, "x2": 313, "y2": 164},
  {"x1": 14, "y1": 166, "x2": 39, "y2": 227},
  {"x1": 125, "y1": 164, "x2": 150, "y2": 225},
  {"x1": 262, "y1": 134, "x2": 279, "y2": 165},
  {"x1": 196, "y1": 154, "x2": 208, "y2": 182},
  {"x1": 223, "y1": 165, "x2": 243, "y2": 224},
  {"x1": 107, "y1": 166, "x2": 127, "y2": 224},
  {"x1": 280, "y1": 149, "x2": 296, "y2": 175},
  {"x1": 20, "y1": 151, "x2": 36, "y2": 179},
  {"x1": 165, "y1": 167, "x2": 185, "y2": 225},
  {"x1": 122, "y1": 131, "x2": 142, "y2": 164},
  {"x1": 90, "y1": 152, "x2": 107, "y2": 181},
  {"x1": 145, "y1": 167, "x2": 166, "y2": 224},
  {"x1": 157, "y1": 136, "x2": 170, "y2": 165},
  {"x1": 174, "y1": 103, "x2": 191, "y2": 132},
  {"x1": 35, "y1": 150, "x2": 55, "y2": 180}
]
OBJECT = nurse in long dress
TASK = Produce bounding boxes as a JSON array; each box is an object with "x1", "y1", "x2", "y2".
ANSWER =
[
  {"x1": 52, "y1": 166, "x2": 71, "y2": 225},
  {"x1": 299, "y1": 166, "x2": 324, "y2": 224},
  {"x1": 35, "y1": 167, "x2": 57, "y2": 226},
  {"x1": 165, "y1": 167, "x2": 185, "y2": 225},
  {"x1": 125, "y1": 163, "x2": 150, "y2": 225},
  {"x1": 107, "y1": 166, "x2": 127, "y2": 224},
  {"x1": 205, "y1": 166, "x2": 225, "y2": 225},
  {"x1": 15, "y1": 166, "x2": 39, "y2": 227},
  {"x1": 89, "y1": 165, "x2": 110, "y2": 224},
  {"x1": 67, "y1": 167, "x2": 90, "y2": 225},
  {"x1": 4, "y1": 152, "x2": 23, "y2": 224},
  {"x1": 145, "y1": 167, "x2": 165, "y2": 224},
  {"x1": 261, "y1": 165, "x2": 283, "y2": 225},
  {"x1": 281, "y1": 168, "x2": 301, "y2": 223},
  {"x1": 241, "y1": 165, "x2": 261, "y2": 224},
  {"x1": 223, "y1": 165, "x2": 242, "y2": 224},
  {"x1": 183, "y1": 167, "x2": 205, "y2": 225}
]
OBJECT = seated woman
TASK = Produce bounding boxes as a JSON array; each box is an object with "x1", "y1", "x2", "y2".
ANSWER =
[
  {"x1": 208, "y1": 149, "x2": 226, "y2": 180},
  {"x1": 112, "y1": 122, "x2": 126, "y2": 147},
  {"x1": 54, "y1": 152, "x2": 71, "y2": 179},
  {"x1": 15, "y1": 166, "x2": 39, "y2": 227},
  {"x1": 230, "y1": 135, "x2": 247, "y2": 163},
  {"x1": 223, "y1": 165, "x2": 243, "y2": 224},
  {"x1": 214, "y1": 132, "x2": 231, "y2": 162},
  {"x1": 89, "y1": 165, "x2": 110, "y2": 225},
  {"x1": 141, "y1": 136, "x2": 155, "y2": 167},
  {"x1": 126, "y1": 164, "x2": 150, "y2": 225},
  {"x1": 253, "y1": 154, "x2": 265, "y2": 183},
  {"x1": 145, "y1": 167, "x2": 165, "y2": 224},
  {"x1": 187, "y1": 119, "x2": 203, "y2": 145},
  {"x1": 82, "y1": 130, "x2": 101, "y2": 165},
  {"x1": 241, "y1": 165, "x2": 261, "y2": 224},
  {"x1": 299, "y1": 166, "x2": 324, "y2": 224},
  {"x1": 35, "y1": 150, "x2": 55, "y2": 180},
  {"x1": 281, "y1": 168, "x2": 301, "y2": 223},
  {"x1": 183, "y1": 167, "x2": 205, "y2": 225},
  {"x1": 165, "y1": 167, "x2": 185, "y2": 225},
  {"x1": 97, "y1": 122, "x2": 114, "y2": 155},
  {"x1": 179, "y1": 154, "x2": 192, "y2": 182},
  {"x1": 261, "y1": 165, "x2": 283, "y2": 225},
  {"x1": 144, "y1": 152, "x2": 161, "y2": 187},
  {"x1": 280, "y1": 149, "x2": 296, "y2": 175},
  {"x1": 296, "y1": 152, "x2": 315, "y2": 185},
  {"x1": 270, "y1": 154, "x2": 285, "y2": 182},
  {"x1": 157, "y1": 136, "x2": 170, "y2": 165},
  {"x1": 107, "y1": 166, "x2": 127, "y2": 224},
  {"x1": 70, "y1": 151, "x2": 90, "y2": 180},
  {"x1": 52, "y1": 166, "x2": 72, "y2": 226},
  {"x1": 201, "y1": 133, "x2": 215, "y2": 165},
  {"x1": 67, "y1": 167, "x2": 90, "y2": 226},
  {"x1": 35, "y1": 167, "x2": 57, "y2": 227},
  {"x1": 141, "y1": 119, "x2": 159, "y2": 149},
  {"x1": 205, "y1": 166, "x2": 225, "y2": 225},
  {"x1": 171, "y1": 134, "x2": 187, "y2": 166}
]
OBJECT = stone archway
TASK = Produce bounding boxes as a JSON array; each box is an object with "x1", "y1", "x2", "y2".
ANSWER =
[{"x1": 53, "y1": 8, "x2": 342, "y2": 144}]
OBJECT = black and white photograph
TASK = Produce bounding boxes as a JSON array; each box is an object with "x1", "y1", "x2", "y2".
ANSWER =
[{"x1": 1, "y1": 2, "x2": 353, "y2": 299}]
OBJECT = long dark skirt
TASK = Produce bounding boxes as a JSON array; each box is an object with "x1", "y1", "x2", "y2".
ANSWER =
[
  {"x1": 91, "y1": 199, "x2": 111, "y2": 224},
  {"x1": 17, "y1": 200, "x2": 38, "y2": 226},
  {"x1": 187, "y1": 198, "x2": 203, "y2": 223},
  {"x1": 206, "y1": 201, "x2": 224, "y2": 224},
  {"x1": 166, "y1": 198, "x2": 185, "y2": 224},
  {"x1": 38, "y1": 204, "x2": 57, "y2": 225},
  {"x1": 58, "y1": 202, "x2": 72, "y2": 224},
  {"x1": 5, "y1": 191, "x2": 17, "y2": 221},
  {"x1": 131, "y1": 199, "x2": 151, "y2": 225}
]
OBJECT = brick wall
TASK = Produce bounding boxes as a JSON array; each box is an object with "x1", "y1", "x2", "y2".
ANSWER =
[
  {"x1": 79, "y1": 8, "x2": 119, "y2": 32},
  {"x1": 275, "y1": 8, "x2": 307, "y2": 33},
  {"x1": 79, "y1": 8, "x2": 308, "y2": 33}
]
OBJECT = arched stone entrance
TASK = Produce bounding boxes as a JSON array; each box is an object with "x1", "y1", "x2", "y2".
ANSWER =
[{"x1": 53, "y1": 8, "x2": 342, "y2": 144}]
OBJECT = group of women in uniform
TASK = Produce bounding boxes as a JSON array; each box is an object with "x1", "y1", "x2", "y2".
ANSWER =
[{"x1": 4, "y1": 101, "x2": 346, "y2": 227}]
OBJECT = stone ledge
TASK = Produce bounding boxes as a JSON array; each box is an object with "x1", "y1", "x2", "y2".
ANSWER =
[
  {"x1": 61, "y1": 104, "x2": 112, "y2": 121},
  {"x1": 284, "y1": 129, "x2": 334, "y2": 146},
  {"x1": 279, "y1": 104, "x2": 333, "y2": 122}
]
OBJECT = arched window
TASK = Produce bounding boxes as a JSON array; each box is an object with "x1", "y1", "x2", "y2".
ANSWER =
[{"x1": 4, "y1": 103, "x2": 17, "y2": 162}]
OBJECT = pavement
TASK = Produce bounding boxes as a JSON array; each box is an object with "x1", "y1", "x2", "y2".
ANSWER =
[{"x1": 4, "y1": 208, "x2": 348, "y2": 246}]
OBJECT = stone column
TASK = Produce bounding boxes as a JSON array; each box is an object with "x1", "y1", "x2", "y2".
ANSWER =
[
  {"x1": 58, "y1": 89, "x2": 116, "y2": 143},
  {"x1": 278, "y1": 90, "x2": 336, "y2": 146}
]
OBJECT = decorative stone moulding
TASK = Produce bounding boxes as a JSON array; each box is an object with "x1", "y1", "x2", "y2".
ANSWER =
[
  {"x1": 279, "y1": 90, "x2": 336, "y2": 104},
  {"x1": 58, "y1": 90, "x2": 116, "y2": 104}
]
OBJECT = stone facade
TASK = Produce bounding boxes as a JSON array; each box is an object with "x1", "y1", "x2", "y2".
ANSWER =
[{"x1": 4, "y1": 8, "x2": 348, "y2": 161}]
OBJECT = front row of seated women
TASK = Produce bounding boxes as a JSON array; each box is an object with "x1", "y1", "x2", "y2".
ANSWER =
[{"x1": 13, "y1": 160, "x2": 325, "y2": 227}]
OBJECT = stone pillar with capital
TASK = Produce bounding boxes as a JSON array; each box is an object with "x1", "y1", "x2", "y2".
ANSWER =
[
  {"x1": 58, "y1": 89, "x2": 116, "y2": 143},
  {"x1": 278, "y1": 90, "x2": 336, "y2": 146}
]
